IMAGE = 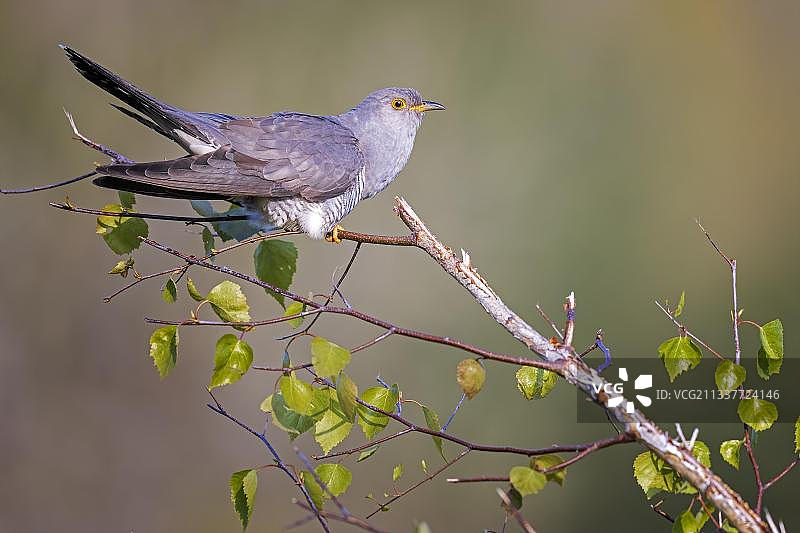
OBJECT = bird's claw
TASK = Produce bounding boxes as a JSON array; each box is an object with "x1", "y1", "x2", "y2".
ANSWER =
[{"x1": 325, "y1": 225, "x2": 343, "y2": 244}]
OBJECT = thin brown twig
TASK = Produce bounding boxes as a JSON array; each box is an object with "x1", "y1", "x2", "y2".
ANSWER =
[
  {"x1": 535, "y1": 304, "x2": 563, "y2": 340},
  {"x1": 650, "y1": 500, "x2": 675, "y2": 523},
  {"x1": 313, "y1": 428, "x2": 413, "y2": 460},
  {"x1": 365, "y1": 449, "x2": 470, "y2": 519},
  {"x1": 336, "y1": 228, "x2": 417, "y2": 246},
  {"x1": 762, "y1": 458, "x2": 798, "y2": 492},
  {"x1": 290, "y1": 500, "x2": 391, "y2": 533},
  {"x1": 697, "y1": 495, "x2": 722, "y2": 530},
  {"x1": 654, "y1": 301, "x2": 726, "y2": 361},
  {"x1": 539, "y1": 433, "x2": 634, "y2": 474},
  {"x1": 446, "y1": 475, "x2": 509, "y2": 483},
  {"x1": 496, "y1": 487, "x2": 537, "y2": 533}
]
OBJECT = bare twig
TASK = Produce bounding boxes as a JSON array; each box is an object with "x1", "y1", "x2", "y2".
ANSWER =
[
  {"x1": 290, "y1": 500, "x2": 391, "y2": 533},
  {"x1": 535, "y1": 304, "x2": 563, "y2": 340},
  {"x1": 654, "y1": 301, "x2": 726, "y2": 361},
  {"x1": 651, "y1": 500, "x2": 675, "y2": 523},
  {"x1": 496, "y1": 487, "x2": 537, "y2": 533},
  {"x1": 336, "y1": 228, "x2": 417, "y2": 246},
  {"x1": 563, "y1": 292, "x2": 576, "y2": 347},
  {"x1": 365, "y1": 449, "x2": 470, "y2": 519},
  {"x1": 1, "y1": 170, "x2": 97, "y2": 194}
]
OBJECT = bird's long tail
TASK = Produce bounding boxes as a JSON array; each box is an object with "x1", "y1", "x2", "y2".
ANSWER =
[{"x1": 60, "y1": 44, "x2": 212, "y2": 147}]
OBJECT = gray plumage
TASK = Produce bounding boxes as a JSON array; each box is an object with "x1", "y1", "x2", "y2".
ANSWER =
[{"x1": 61, "y1": 45, "x2": 443, "y2": 239}]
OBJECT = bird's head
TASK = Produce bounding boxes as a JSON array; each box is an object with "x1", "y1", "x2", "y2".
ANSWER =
[{"x1": 352, "y1": 87, "x2": 445, "y2": 132}]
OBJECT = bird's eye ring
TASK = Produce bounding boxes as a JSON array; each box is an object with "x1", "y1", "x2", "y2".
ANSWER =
[{"x1": 390, "y1": 97, "x2": 407, "y2": 110}]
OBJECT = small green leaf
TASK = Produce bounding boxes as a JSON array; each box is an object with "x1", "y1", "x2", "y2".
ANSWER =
[
  {"x1": 107, "y1": 257, "x2": 135, "y2": 277},
  {"x1": 505, "y1": 487, "x2": 523, "y2": 510},
  {"x1": 300, "y1": 471, "x2": 325, "y2": 510},
  {"x1": 760, "y1": 319, "x2": 784, "y2": 360},
  {"x1": 187, "y1": 278, "x2": 206, "y2": 302},
  {"x1": 416, "y1": 522, "x2": 432, "y2": 533},
  {"x1": 314, "y1": 405, "x2": 353, "y2": 455},
  {"x1": 738, "y1": 397, "x2": 778, "y2": 431},
  {"x1": 756, "y1": 347, "x2": 782, "y2": 380},
  {"x1": 161, "y1": 278, "x2": 177, "y2": 303},
  {"x1": 515, "y1": 367, "x2": 557, "y2": 400},
  {"x1": 672, "y1": 509, "x2": 709, "y2": 533},
  {"x1": 279, "y1": 372, "x2": 315, "y2": 416},
  {"x1": 794, "y1": 416, "x2": 800, "y2": 453},
  {"x1": 633, "y1": 446, "x2": 708, "y2": 496},
  {"x1": 311, "y1": 337, "x2": 351, "y2": 378},
  {"x1": 207, "y1": 281, "x2": 251, "y2": 325},
  {"x1": 202, "y1": 226, "x2": 215, "y2": 257},
  {"x1": 283, "y1": 301, "x2": 305, "y2": 328},
  {"x1": 118, "y1": 191, "x2": 136, "y2": 209},
  {"x1": 230, "y1": 469, "x2": 257, "y2": 530},
  {"x1": 420, "y1": 459, "x2": 428, "y2": 474},
  {"x1": 254, "y1": 239, "x2": 298, "y2": 307},
  {"x1": 95, "y1": 203, "x2": 149, "y2": 255},
  {"x1": 358, "y1": 385, "x2": 399, "y2": 439},
  {"x1": 149, "y1": 325, "x2": 178, "y2": 378},
  {"x1": 658, "y1": 337, "x2": 702, "y2": 382},
  {"x1": 720, "y1": 440, "x2": 743, "y2": 469},
  {"x1": 392, "y1": 464, "x2": 404, "y2": 482},
  {"x1": 315, "y1": 463, "x2": 352, "y2": 498},
  {"x1": 720, "y1": 520, "x2": 739, "y2": 533},
  {"x1": 422, "y1": 406, "x2": 445, "y2": 459},
  {"x1": 456, "y1": 359, "x2": 485, "y2": 399},
  {"x1": 692, "y1": 441, "x2": 711, "y2": 468},
  {"x1": 509, "y1": 466, "x2": 546, "y2": 496},
  {"x1": 357, "y1": 446, "x2": 379, "y2": 462},
  {"x1": 268, "y1": 391, "x2": 314, "y2": 440},
  {"x1": 714, "y1": 360, "x2": 746, "y2": 393},
  {"x1": 674, "y1": 291, "x2": 685, "y2": 318},
  {"x1": 336, "y1": 372, "x2": 358, "y2": 423},
  {"x1": 531, "y1": 454, "x2": 567, "y2": 486},
  {"x1": 209, "y1": 335, "x2": 253, "y2": 389}
]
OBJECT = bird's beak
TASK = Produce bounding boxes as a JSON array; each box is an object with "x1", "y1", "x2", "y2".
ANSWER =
[{"x1": 411, "y1": 100, "x2": 446, "y2": 112}]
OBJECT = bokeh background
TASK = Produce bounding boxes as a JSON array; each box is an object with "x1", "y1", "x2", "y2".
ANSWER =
[{"x1": 1, "y1": 1, "x2": 799, "y2": 531}]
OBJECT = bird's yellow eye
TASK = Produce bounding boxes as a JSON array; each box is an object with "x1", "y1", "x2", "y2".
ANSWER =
[{"x1": 390, "y1": 97, "x2": 407, "y2": 110}]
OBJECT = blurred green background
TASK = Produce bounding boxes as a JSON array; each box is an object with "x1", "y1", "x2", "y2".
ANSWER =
[{"x1": 1, "y1": 1, "x2": 798, "y2": 531}]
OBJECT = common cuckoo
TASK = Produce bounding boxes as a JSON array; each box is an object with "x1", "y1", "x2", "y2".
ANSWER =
[{"x1": 61, "y1": 45, "x2": 444, "y2": 241}]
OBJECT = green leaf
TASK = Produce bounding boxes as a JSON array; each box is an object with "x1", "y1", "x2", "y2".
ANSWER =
[
  {"x1": 357, "y1": 446, "x2": 379, "y2": 462},
  {"x1": 738, "y1": 397, "x2": 778, "y2": 431},
  {"x1": 311, "y1": 337, "x2": 351, "y2": 378},
  {"x1": 279, "y1": 372, "x2": 315, "y2": 416},
  {"x1": 515, "y1": 367, "x2": 557, "y2": 400},
  {"x1": 422, "y1": 406, "x2": 445, "y2": 460},
  {"x1": 358, "y1": 385, "x2": 399, "y2": 439},
  {"x1": 674, "y1": 291, "x2": 685, "y2": 318},
  {"x1": 672, "y1": 509, "x2": 709, "y2": 533},
  {"x1": 201, "y1": 226, "x2": 215, "y2": 257},
  {"x1": 314, "y1": 406, "x2": 353, "y2": 455},
  {"x1": 267, "y1": 391, "x2": 314, "y2": 440},
  {"x1": 715, "y1": 360, "x2": 746, "y2": 393},
  {"x1": 315, "y1": 463, "x2": 352, "y2": 498},
  {"x1": 760, "y1": 319, "x2": 784, "y2": 359},
  {"x1": 795, "y1": 416, "x2": 800, "y2": 454},
  {"x1": 416, "y1": 522, "x2": 432, "y2": 533},
  {"x1": 254, "y1": 240, "x2": 298, "y2": 307},
  {"x1": 505, "y1": 487, "x2": 523, "y2": 510},
  {"x1": 336, "y1": 372, "x2": 358, "y2": 423},
  {"x1": 118, "y1": 191, "x2": 135, "y2": 209},
  {"x1": 207, "y1": 281, "x2": 251, "y2": 325},
  {"x1": 720, "y1": 440, "x2": 743, "y2": 469},
  {"x1": 756, "y1": 347, "x2": 782, "y2": 380},
  {"x1": 149, "y1": 326, "x2": 178, "y2": 378},
  {"x1": 300, "y1": 471, "x2": 324, "y2": 510},
  {"x1": 633, "y1": 445, "x2": 709, "y2": 496},
  {"x1": 392, "y1": 464, "x2": 403, "y2": 482},
  {"x1": 190, "y1": 200, "x2": 262, "y2": 242},
  {"x1": 658, "y1": 337, "x2": 702, "y2": 382},
  {"x1": 209, "y1": 335, "x2": 253, "y2": 389},
  {"x1": 456, "y1": 359, "x2": 485, "y2": 399},
  {"x1": 161, "y1": 278, "x2": 177, "y2": 303},
  {"x1": 720, "y1": 521, "x2": 739, "y2": 533},
  {"x1": 283, "y1": 301, "x2": 305, "y2": 328},
  {"x1": 420, "y1": 459, "x2": 428, "y2": 474},
  {"x1": 531, "y1": 454, "x2": 567, "y2": 486},
  {"x1": 230, "y1": 469, "x2": 257, "y2": 530},
  {"x1": 187, "y1": 278, "x2": 206, "y2": 302},
  {"x1": 95, "y1": 204, "x2": 149, "y2": 255},
  {"x1": 107, "y1": 257, "x2": 135, "y2": 277},
  {"x1": 509, "y1": 466, "x2": 546, "y2": 496}
]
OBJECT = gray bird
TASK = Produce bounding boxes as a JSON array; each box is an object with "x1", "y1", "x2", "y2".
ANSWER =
[{"x1": 61, "y1": 45, "x2": 444, "y2": 241}]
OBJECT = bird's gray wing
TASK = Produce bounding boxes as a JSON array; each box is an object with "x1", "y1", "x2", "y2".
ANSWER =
[{"x1": 95, "y1": 113, "x2": 365, "y2": 202}]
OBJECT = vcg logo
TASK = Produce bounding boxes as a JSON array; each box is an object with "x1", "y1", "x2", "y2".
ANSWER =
[{"x1": 592, "y1": 368, "x2": 653, "y2": 413}]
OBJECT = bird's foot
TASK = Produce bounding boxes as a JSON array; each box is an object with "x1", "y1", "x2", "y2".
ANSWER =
[{"x1": 325, "y1": 225, "x2": 344, "y2": 244}]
